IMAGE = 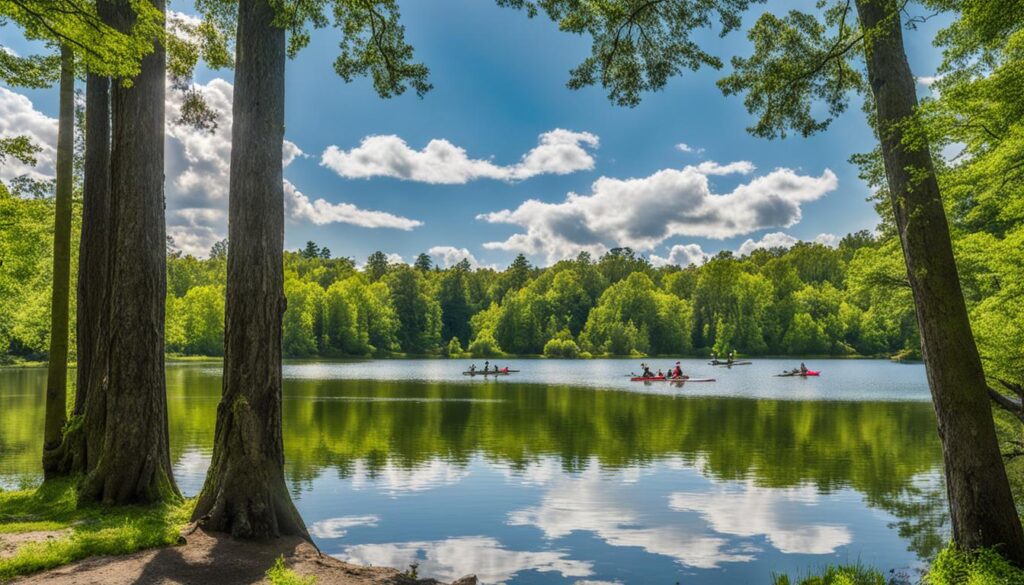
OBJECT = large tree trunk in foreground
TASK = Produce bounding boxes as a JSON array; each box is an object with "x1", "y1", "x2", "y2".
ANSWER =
[
  {"x1": 79, "y1": 0, "x2": 178, "y2": 504},
  {"x1": 856, "y1": 0, "x2": 1024, "y2": 564},
  {"x1": 191, "y1": 0, "x2": 307, "y2": 539},
  {"x1": 75, "y1": 70, "x2": 111, "y2": 421},
  {"x1": 42, "y1": 45, "x2": 75, "y2": 477}
]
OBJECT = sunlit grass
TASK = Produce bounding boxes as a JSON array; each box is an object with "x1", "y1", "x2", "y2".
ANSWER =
[
  {"x1": 0, "y1": 478, "x2": 193, "y2": 581},
  {"x1": 265, "y1": 556, "x2": 317, "y2": 585}
]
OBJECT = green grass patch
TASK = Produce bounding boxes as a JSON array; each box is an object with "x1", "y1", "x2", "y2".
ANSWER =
[
  {"x1": 0, "y1": 478, "x2": 193, "y2": 581},
  {"x1": 265, "y1": 556, "x2": 317, "y2": 585},
  {"x1": 771, "y1": 563, "x2": 885, "y2": 585},
  {"x1": 925, "y1": 544, "x2": 1024, "y2": 585}
]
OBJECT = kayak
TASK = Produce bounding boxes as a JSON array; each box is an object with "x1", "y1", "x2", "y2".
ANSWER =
[
  {"x1": 463, "y1": 371, "x2": 512, "y2": 376},
  {"x1": 776, "y1": 370, "x2": 821, "y2": 377},
  {"x1": 710, "y1": 360, "x2": 752, "y2": 366},
  {"x1": 630, "y1": 376, "x2": 716, "y2": 382}
]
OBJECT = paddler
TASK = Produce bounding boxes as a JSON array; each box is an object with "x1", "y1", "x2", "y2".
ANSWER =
[
  {"x1": 484, "y1": 360, "x2": 490, "y2": 372},
  {"x1": 800, "y1": 362, "x2": 808, "y2": 375},
  {"x1": 727, "y1": 350, "x2": 735, "y2": 365},
  {"x1": 641, "y1": 363, "x2": 654, "y2": 378},
  {"x1": 469, "y1": 364, "x2": 477, "y2": 373},
  {"x1": 710, "y1": 351, "x2": 718, "y2": 363},
  {"x1": 672, "y1": 361, "x2": 684, "y2": 379}
]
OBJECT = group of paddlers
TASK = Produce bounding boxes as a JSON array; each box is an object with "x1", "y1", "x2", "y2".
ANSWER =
[
  {"x1": 709, "y1": 350, "x2": 737, "y2": 364},
  {"x1": 637, "y1": 361, "x2": 688, "y2": 379},
  {"x1": 468, "y1": 361, "x2": 509, "y2": 374}
]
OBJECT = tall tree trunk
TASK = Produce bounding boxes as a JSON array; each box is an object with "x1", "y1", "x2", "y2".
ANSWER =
[
  {"x1": 79, "y1": 0, "x2": 178, "y2": 504},
  {"x1": 855, "y1": 0, "x2": 1024, "y2": 564},
  {"x1": 75, "y1": 69, "x2": 111, "y2": 421},
  {"x1": 191, "y1": 0, "x2": 307, "y2": 539},
  {"x1": 42, "y1": 45, "x2": 75, "y2": 478}
]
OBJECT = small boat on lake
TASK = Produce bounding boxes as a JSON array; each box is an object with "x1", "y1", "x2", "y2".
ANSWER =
[
  {"x1": 462, "y1": 369, "x2": 520, "y2": 376},
  {"x1": 776, "y1": 370, "x2": 821, "y2": 377},
  {"x1": 630, "y1": 376, "x2": 716, "y2": 383},
  {"x1": 709, "y1": 360, "x2": 752, "y2": 366}
]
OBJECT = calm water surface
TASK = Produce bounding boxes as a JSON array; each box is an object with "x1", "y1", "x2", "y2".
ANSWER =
[{"x1": 0, "y1": 359, "x2": 947, "y2": 584}]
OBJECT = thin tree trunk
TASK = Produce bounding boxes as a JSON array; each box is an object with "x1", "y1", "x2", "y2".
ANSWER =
[
  {"x1": 42, "y1": 45, "x2": 75, "y2": 478},
  {"x1": 855, "y1": 0, "x2": 1024, "y2": 564},
  {"x1": 75, "y1": 70, "x2": 111, "y2": 420},
  {"x1": 191, "y1": 0, "x2": 307, "y2": 539},
  {"x1": 79, "y1": 0, "x2": 178, "y2": 504}
]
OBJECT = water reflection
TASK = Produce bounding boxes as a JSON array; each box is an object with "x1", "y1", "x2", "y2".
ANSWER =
[
  {"x1": 0, "y1": 363, "x2": 948, "y2": 584},
  {"x1": 341, "y1": 536, "x2": 594, "y2": 583}
]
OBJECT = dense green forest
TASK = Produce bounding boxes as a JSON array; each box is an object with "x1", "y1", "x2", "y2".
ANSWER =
[{"x1": 2, "y1": 200, "x2": 1020, "y2": 366}]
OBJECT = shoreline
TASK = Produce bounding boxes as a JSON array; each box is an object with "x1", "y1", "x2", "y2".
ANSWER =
[{"x1": 6, "y1": 526, "x2": 476, "y2": 585}]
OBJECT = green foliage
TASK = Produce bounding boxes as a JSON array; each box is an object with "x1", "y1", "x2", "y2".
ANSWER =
[
  {"x1": 0, "y1": 479, "x2": 192, "y2": 580},
  {"x1": 771, "y1": 563, "x2": 884, "y2": 585},
  {"x1": 926, "y1": 543, "x2": 1024, "y2": 585},
  {"x1": 272, "y1": 0, "x2": 430, "y2": 98},
  {"x1": 581, "y1": 272, "x2": 692, "y2": 356},
  {"x1": 498, "y1": 0, "x2": 758, "y2": 107},
  {"x1": 543, "y1": 328, "x2": 580, "y2": 358},
  {"x1": 468, "y1": 331, "x2": 503, "y2": 357},
  {"x1": 265, "y1": 556, "x2": 317, "y2": 585}
]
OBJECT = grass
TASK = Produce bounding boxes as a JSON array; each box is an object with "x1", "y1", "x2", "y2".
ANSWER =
[
  {"x1": 0, "y1": 478, "x2": 193, "y2": 581},
  {"x1": 266, "y1": 556, "x2": 317, "y2": 585},
  {"x1": 926, "y1": 544, "x2": 1024, "y2": 585},
  {"x1": 771, "y1": 562, "x2": 886, "y2": 585}
]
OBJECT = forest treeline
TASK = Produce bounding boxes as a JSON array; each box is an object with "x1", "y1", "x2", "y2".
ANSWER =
[{"x1": 3, "y1": 210, "x2": 1019, "y2": 366}]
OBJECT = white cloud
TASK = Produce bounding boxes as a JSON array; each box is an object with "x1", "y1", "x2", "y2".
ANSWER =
[
  {"x1": 162, "y1": 77, "x2": 421, "y2": 256},
  {"x1": 320, "y1": 128, "x2": 599, "y2": 184},
  {"x1": 284, "y1": 180, "x2": 422, "y2": 230},
  {"x1": 308, "y1": 515, "x2": 379, "y2": 539},
  {"x1": 339, "y1": 536, "x2": 592, "y2": 583},
  {"x1": 669, "y1": 482, "x2": 852, "y2": 555},
  {"x1": 736, "y1": 231, "x2": 840, "y2": 256},
  {"x1": 427, "y1": 246, "x2": 483, "y2": 269},
  {"x1": 675, "y1": 142, "x2": 703, "y2": 154},
  {"x1": 0, "y1": 86, "x2": 58, "y2": 182},
  {"x1": 650, "y1": 244, "x2": 709, "y2": 268},
  {"x1": 478, "y1": 162, "x2": 837, "y2": 264}
]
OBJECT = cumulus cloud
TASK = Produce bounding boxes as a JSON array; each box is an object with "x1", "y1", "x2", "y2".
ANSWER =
[
  {"x1": 650, "y1": 244, "x2": 709, "y2": 268},
  {"x1": 427, "y1": 246, "x2": 483, "y2": 269},
  {"x1": 320, "y1": 128, "x2": 599, "y2": 184},
  {"x1": 478, "y1": 162, "x2": 837, "y2": 264},
  {"x1": 675, "y1": 142, "x2": 703, "y2": 154},
  {"x1": 284, "y1": 180, "x2": 422, "y2": 230},
  {"x1": 736, "y1": 231, "x2": 839, "y2": 256},
  {"x1": 0, "y1": 86, "x2": 58, "y2": 182}
]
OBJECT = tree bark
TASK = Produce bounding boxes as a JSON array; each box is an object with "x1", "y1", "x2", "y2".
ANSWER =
[
  {"x1": 75, "y1": 68, "x2": 111, "y2": 420},
  {"x1": 78, "y1": 0, "x2": 179, "y2": 504},
  {"x1": 190, "y1": 0, "x2": 307, "y2": 539},
  {"x1": 855, "y1": 0, "x2": 1024, "y2": 564},
  {"x1": 42, "y1": 45, "x2": 75, "y2": 478}
]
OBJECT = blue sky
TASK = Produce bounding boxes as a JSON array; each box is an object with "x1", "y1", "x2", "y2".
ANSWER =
[{"x1": 0, "y1": 0, "x2": 950, "y2": 268}]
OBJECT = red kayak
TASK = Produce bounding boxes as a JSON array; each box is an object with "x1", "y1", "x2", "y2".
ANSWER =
[
  {"x1": 776, "y1": 370, "x2": 820, "y2": 377},
  {"x1": 630, "y1": 376, "x2": 716, "y2": 382}
]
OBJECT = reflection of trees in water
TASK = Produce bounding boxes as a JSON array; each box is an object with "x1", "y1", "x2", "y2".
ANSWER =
[
  {"x1": 159, "y1": 371, "x2": 949, "y2": 559},
  {"x1": 871, "y1": 475, "x2": 950, "y2": 562}
]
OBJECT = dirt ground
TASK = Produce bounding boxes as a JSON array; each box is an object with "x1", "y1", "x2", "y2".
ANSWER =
[
  {"x1": 0, "y1": 530, "x2": 70, "y2": 560},
  {"x1": 10, "y1": 526, "x2": 477, "y2": 585}
]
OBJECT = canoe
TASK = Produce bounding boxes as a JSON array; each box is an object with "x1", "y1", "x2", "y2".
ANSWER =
[
  {"x1": 630, "y1": 376, "x2": 716, "y2": 382},
  {"x1": 775, "y1": 370, "x2": 821, "y2": 377},
  {"x1": 710, "y1": 361, "x2": 752, "y2": 366},
  {"x1": 462, "y1": 371, "x2": 511, "y2": 376}
]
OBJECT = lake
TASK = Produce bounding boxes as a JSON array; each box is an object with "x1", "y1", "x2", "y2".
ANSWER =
[{"x1": 0, "y1": 359, "x2": 947, "y2": 584}]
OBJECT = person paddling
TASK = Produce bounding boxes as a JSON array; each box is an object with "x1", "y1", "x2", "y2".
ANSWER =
[
  {"x1": 710, "y1": 351, "x2": 718, "y2": 363},
  {"x1": 727, "y1": 350, "x2": 735, "y2": 365},
  {"x1": 469, "y1": 364, "x2": 477, "y2": 373},
  {"x1": 641, "y1": 363, "x2": 655, "y2": 378},
  {"x1": 484, "y1": 360, "x2": 490, "y2": 373},
  {"x1": 672, "y1": 361, "x2": 685, "y2": 379},
  {"x1": 800, "y1": 362, "x2": 808, "y2": 375}
]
